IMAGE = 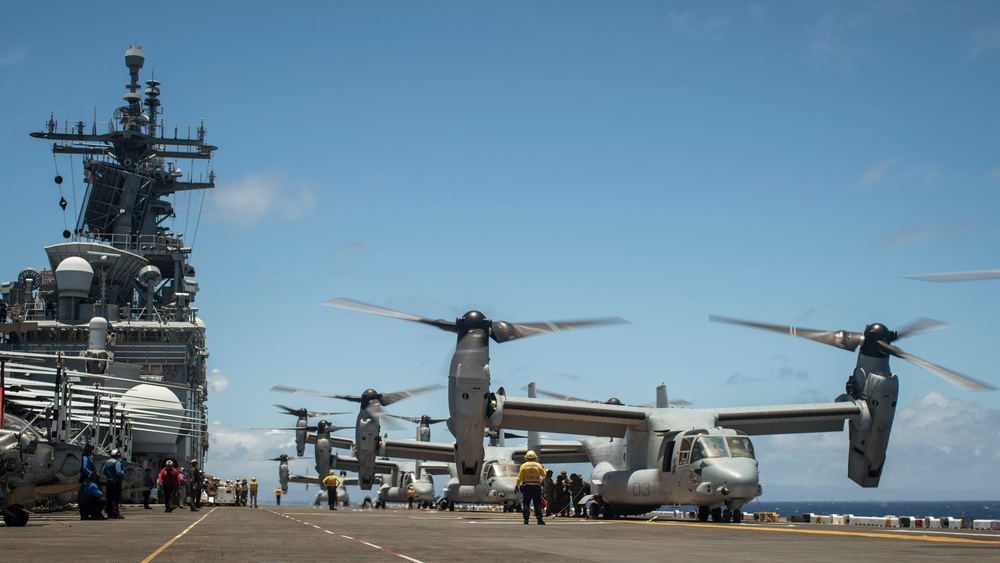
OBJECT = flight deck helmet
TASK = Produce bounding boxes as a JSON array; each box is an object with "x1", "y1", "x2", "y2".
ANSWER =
[{"x1": 524, "y1": 450, "x2": 537, "y2": 461}]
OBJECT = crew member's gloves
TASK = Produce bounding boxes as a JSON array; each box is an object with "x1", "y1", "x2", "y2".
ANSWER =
[{"x1": 514, "y1": 486, "x2": 520, "y2": 493}]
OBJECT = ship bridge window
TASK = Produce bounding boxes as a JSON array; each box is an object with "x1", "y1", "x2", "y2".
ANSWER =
[
  {"x1": 690, "y1": 436, "x2": 728, "y2": 463},
  {"x1": 727, "y1": 436, "x2": 755, "y2": 459}
]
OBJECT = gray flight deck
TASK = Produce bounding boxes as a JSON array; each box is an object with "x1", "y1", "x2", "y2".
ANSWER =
[{"x1": 5, "y1": 505, "x2": 999, "y2": 562}]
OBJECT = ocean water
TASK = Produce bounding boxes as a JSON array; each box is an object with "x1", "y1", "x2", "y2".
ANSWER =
[{"x1": 720, "y1": 500, "x2": 1000, "y2": 521}]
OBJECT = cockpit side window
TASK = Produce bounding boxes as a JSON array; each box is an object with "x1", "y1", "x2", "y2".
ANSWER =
[
  {"x1": 726, "y1": 437, "x2": 755, "y2": 459},
  {"x1": 678, "y1": 437, "x2": 692, "y2": 466},
  {"x1": 690, "y1": 436, "x2": 727, "y2": 463}
]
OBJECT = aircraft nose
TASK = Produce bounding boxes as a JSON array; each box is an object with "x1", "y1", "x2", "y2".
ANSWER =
[{"x1": 700, "y1": 458, "x2": 759, "y2": 498}]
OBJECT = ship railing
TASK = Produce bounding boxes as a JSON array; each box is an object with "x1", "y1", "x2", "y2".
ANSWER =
[
  {"x1": 45, "y1": 117, "x2": 208, "y2": 143},
  {"x1": 76, "y1": 232, "x2": 186, "y2": 254}
]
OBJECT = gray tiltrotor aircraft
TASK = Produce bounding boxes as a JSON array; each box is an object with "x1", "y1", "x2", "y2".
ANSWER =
[
  {"x1": 271, "y1": 385, "x2": 440, "y2": 489},
  {"x1": 485, "y1": 316, "x2": 993, "y2": 521},
  {"x1": 272, "y1": 405, "x2": 345, "y2": 457},
  {"x1": 323, "y1": 298, "x2": 625, "y2": 485}
]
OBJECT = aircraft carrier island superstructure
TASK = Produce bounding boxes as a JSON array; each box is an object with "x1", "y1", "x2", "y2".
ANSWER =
[{"x1": 1, "y1": 45, "x2": 215, "y2": 472}]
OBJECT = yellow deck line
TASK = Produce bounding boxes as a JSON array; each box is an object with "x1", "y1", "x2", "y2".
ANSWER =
[{"x1": 141, "y1": 507, "x2": 217, "y2": 562}]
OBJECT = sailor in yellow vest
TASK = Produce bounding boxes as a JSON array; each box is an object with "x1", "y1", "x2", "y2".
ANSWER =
[
  {"x1": 274, "y1": 487, "x2": 283, "y2": 505},
  {"x1": 321, "y1": 470, "x2": 341, "y2": 510},
  {"x1": 515, "y1": 450, "x2": 546, "y2": 525},
  {"x1": 249, "y1": 477, "x2": 259, "y2": 507}
]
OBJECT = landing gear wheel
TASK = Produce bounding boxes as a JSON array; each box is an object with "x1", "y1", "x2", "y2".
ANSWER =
[
  {"x1": 722, "y1": 508, "x2": 732, "y2": 523},
  {"x1": 697, "y1": 505, "x2": 709, "y2": 522},
  {"x1": 601, "y1": 503, "x2": 614, "y2": 519},
  {"x1": 733, "y1": 509, "x2": 743, "y2": 523},
  {"x1": 588, "y1": 503, "x2": 600, "y2": 519},
  {"x1": 448, "y1": 501, "x2": 455, "y2": 512},
  {"x1": 710, "y1": 507, "x2": 723, "y2": 522},
  {"x1": 3, "y1": 505, "x2": 29, "y2": 527}
]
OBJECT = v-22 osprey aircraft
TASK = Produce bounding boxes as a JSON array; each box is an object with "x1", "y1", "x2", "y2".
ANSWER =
[{"x1": 487, "y1": 317, "x2": 993, "y2": 522}]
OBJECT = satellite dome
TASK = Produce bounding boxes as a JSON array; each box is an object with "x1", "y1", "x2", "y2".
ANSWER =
[
  {"x1": 121, "y1": 384, "x2": 184, "y2": 446},
  {"x1": 55, "y1": 256, "x2": 94, "y2": 298}
]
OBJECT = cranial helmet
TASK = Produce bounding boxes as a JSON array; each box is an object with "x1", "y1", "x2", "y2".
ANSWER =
[
  {"x1": 524, "y1": 450, "x2": 537, "y2": 461},
  {"x1": 111, "y1": 448, "x2": 120, "y2": 457}
]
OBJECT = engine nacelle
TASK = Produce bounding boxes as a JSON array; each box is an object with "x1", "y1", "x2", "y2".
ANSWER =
[
  {"x1": 597, "y1": 468, "x2": 663, "y2": 504},
  {"x1": 847, "y1": 368, "x2": 898, "y2": 487}
]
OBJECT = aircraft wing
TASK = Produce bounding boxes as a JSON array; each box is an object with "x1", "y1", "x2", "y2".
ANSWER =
[
  {"x1": 382, "y1": 439, "x2": 457, "y2": 463},
  {"x1": 491, "y1": 395, "x2": 651, "y2": 437},
  {"x1": 711, "y1": 401, "x2": 863, "y2": 435},
  {"x1": 304, "y1": 435, "x2": 353, "y2": 450},
  {"x1": 331, "y1": 454, "x2": 397, "y2": 475},
  {"x1": 511, "y1": 440, "x2": 590, "y2": 464},
  {"x1": 418, "y1": 461, "x2": 453, "y2": 476},
  {"x1": 288, "y1": 473, "x2": 321, "y2": 486}
]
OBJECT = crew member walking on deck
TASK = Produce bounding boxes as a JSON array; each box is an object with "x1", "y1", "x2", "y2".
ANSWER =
[
  {"x1": 321, "y1": 470, "x2": 341, "y2": 510},
  {"x1": 158, "y1": 460, "x2": 180, "y2": 512},
  {"x1": 102, "y1": 449, "x2": 125, "y2": 519},
  {"x1": 515, "y1": 450, "x2": 546, "y2": 525},
  {"x1": 274, "y1": 487, "x2": 283, "y2": 505},
  {"x1": 142, "y1": 468, "x2": 154, "y2": 509}
]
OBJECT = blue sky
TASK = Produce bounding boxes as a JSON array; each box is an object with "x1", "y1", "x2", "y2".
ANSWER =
[{"x1": 3, "y1": 1, "x2": 999, "y2": 504}]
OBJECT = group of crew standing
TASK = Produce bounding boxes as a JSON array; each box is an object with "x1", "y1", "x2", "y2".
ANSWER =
[
  {"x1": 77, "y1": 448, "x2": 204, "y2": 520},
  {"x1": 542, "y1": 468, "x2": 590, "y2": 518}
]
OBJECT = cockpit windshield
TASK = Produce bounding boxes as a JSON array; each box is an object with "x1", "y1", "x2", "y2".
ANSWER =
[
  {"x1": 486, "y1": 462, "x2": 520, "y2": 479},
  {"x1": 690, "y1": 436, "x2": 728, "y2": 463},
  {"x1": 727, "y1": 436, "x2": 755, "y2": 459}
]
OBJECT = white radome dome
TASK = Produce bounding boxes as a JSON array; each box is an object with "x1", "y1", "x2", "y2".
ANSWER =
[{"x1": 121, "y1": 384, "x2": 184, "y2": 446}]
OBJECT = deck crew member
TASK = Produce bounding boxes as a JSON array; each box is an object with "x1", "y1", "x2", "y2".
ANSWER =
[
  {"x1": 515, "y1": 450, "x2": 546, "y2": 525},
  {"x1": 322, "y1": 470, "x2": 341, "y2": 510}
]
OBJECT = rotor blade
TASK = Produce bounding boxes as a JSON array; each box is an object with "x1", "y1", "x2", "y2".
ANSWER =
[
  {"x1": 532, "y1": 388, "x2": 590, "y2": 402},
  {"x1": 893, "y1": 318, "x2": 952, "y2": 340},
  {"x1": 709, "y1": 315, "x2": 863, "y2": 352},
  {"x1": 380, "y1": 384, "x2": 444, "y2": 407},
  {"x1": 274, "y1": 404, "x2": 349, "y2": 417},
  {"x1": 877, "y1": 342, "x2": 996, "y2": 392},
  {"x1": 271, "y1": 386, "x2": 360, "y2": 403},
  {"x1": 384, "y1": 413, "x2": 421, "y2": 424},
  {"x1": 384, "y1": 413, "x2": 448, "y2": 425},
  {"x1": 491, "y1": 317, "x2": 628, "y2": 343},
  {"x1": 324, "y1": 298, "x2": 457, "y2": 332},
  {"x1": 365, "y1": 404, "x2": 403, "y2": 430},
  {"x1": 904, "y1": 270, "x2": 1000, "y2": 282}
]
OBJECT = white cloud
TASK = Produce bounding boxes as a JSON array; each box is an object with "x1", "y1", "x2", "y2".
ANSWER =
[
  {"x1": 666, "y1": 12, "x2": 731, "y2": 42},
  {"x1": 755, "y1": 392, "x2": 1000, "y2": 500},
  {"x1": 860, "y1": 158, "x2": 903, "y2": 187},
  {"x1": 881, "y1": 222, "x2": 970, "y2": 248},
  {"x1": 211, "y1": 171, "x2": 318, "y2": 227},
  {"x1": 967, "y1": 27, "x2": 1000, "y2": 58},
  {"x1": 0, "y1": 47, "x2": 26, "y2": 67},
  {"x1": 207, "y1": 368, "x2": 229, "y2": 393}
]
